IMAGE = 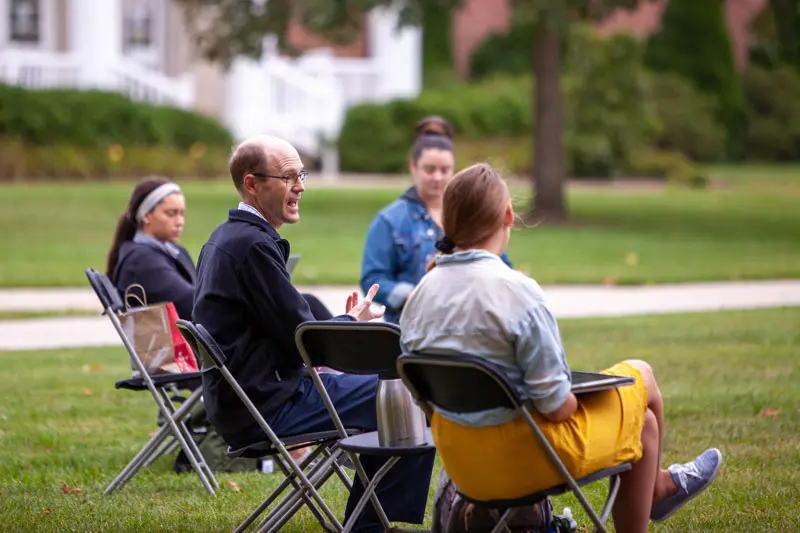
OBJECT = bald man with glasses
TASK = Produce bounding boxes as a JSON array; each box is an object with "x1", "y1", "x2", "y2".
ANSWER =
[{"x1": 192, "y1": 135, "x2": 435, "y2": 533}]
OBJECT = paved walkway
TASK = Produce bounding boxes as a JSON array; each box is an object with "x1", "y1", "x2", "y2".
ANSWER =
[{"x1": 1, "y1": 280, "x2": 799, "y2": 351}]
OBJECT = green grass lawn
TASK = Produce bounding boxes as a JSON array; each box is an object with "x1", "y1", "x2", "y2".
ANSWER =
[
  {"x1": 1, "y1": 308, "x2": 798, "y2": 531},
  {"x1": 0, "y1": 165, "x2": 798, "y2": 287}
]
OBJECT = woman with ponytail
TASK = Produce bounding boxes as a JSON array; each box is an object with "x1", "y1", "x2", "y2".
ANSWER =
[
  {"x1": 107, "y1": 178, "x2": 196, "y2": 319},
  {"x1": 400, "y1": 164, "x2": 723, "y2": 533},
  {"x1": 360, "y1": 117, "x2": 512, "y2": 324}
]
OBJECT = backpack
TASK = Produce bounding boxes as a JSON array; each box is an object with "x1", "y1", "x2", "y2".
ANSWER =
[
  {"x1": 432, "y1": 469, "x2": 553, "y2": 533},
  {"x1": 172, "y1": 395, "x2": 261, "y2": 474}
]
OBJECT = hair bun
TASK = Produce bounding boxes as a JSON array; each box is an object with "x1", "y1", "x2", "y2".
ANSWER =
[{"x1": 415, "y1": 116, "x2": 454, "y2": 140}]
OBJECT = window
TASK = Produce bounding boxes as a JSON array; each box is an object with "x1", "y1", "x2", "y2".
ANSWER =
[
  {"x1": 124, "y1": 4, "x2": 153, "y2": 47},
  {"x1": 9, "y1": 0, "x2": 40, "y2": 43}
]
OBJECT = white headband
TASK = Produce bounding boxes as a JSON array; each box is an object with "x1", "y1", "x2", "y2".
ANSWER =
[{"x1": 135, "y1": 183, "x2": 182, "y2": 223}]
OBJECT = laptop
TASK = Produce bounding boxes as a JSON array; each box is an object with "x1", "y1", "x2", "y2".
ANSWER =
[
  {"x1": 570, "y1": 371, "x2": 635, "y2": 395},
  {"x1": 286, "y1": 254, "x2": 301, "y2": 276}
]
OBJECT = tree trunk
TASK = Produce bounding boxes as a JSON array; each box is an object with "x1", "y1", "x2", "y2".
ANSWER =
[{"x1": 525, "y1": 19, "x2": 567, "y2": 224}]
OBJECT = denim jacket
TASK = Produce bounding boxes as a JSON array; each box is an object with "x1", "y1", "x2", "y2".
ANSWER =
[{"x1": 360, "y1": 186, "x2": 512, "y2": 323}]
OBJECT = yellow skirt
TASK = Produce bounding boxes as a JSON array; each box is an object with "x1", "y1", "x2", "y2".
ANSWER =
[{"x1": 431, "y1": 362, "x2": 647, "y2": 501}]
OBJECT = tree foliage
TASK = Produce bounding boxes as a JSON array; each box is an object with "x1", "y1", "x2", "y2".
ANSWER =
[
  {"x1": 173, "y1": 0, "x2": 463, "y2": 67},
  {"x1": 173, "y1": 0, "x2": 649, "y2": 221},
  {"x1": 644, "y1": 0, "x2": 745, "y2": 157}
]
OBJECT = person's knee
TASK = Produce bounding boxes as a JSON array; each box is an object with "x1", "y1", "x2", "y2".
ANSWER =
[
  {"x1": 625, "y1": 359, "x2": 662, "y2": 405},
  {"x1": 640, "y1": 409, "x2": 659, "y2": 449},
  {"x1": 624, "y1": 359, "x2": 653, "y2": 379}
]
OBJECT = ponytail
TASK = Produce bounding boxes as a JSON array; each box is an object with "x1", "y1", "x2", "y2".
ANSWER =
[
  {"x1": 425, "y1": 163, "x2": 509, "y2": 272},
  {"x1": 106, "y1": 211, "x2": 138, "y2": 279},
  {"x1": 105, "y1": 177, "x2": 170, "y2": 279}
]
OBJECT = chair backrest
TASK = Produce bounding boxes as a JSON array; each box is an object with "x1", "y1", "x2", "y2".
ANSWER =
[
  {"x1": 175, "y1": 319, "x2": 227, "y2": 371},
  {"x1": 295, "y1": 320, "x2": 403, "y2": 379},
  {"x1": 287, "y1": 254, "x2": 301, "y2": 275},
  {"x1": 396, "y1": 353, "x2": 520, "y2": 413},
  {"x1": 85, "y1": 268, "x2": 124, "y2": 314}
]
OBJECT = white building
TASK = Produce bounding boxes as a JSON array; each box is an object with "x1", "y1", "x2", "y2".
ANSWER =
[{"x1": 0, "y1": 0, "x2": 422, "y2": 172}]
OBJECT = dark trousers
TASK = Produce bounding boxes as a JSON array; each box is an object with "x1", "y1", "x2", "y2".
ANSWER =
[{"x1": 229, "y1": 373, "x2": 436, "y2": 533}]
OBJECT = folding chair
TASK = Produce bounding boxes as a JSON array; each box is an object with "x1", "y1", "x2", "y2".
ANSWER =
[
  {"x1": 295, "y1": 320, "x2": 435, "y2": 533},
  {"x1": 397, "y1": 353, "x2": 630, "y2": 533},
  {"x1": 84, "y1": 268, "x2": 218, "y2": 496},
  {"x1": 175, "y1": 319, "x2": 358, "y2": 533}
]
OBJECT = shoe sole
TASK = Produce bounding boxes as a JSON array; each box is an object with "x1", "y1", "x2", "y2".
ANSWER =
[{"x1": 652, "y1": 448, "x2": 723, "y2": 523}]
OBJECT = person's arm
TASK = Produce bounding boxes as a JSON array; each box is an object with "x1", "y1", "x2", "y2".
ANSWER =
[
  {"x1": 360, "y1": 216, "x2": 413, "y2": 312},
  {"x1": 514, "y1": 302, "x2": 577, "y2": 422},
  {"x1": 243, "y1": 242, "x2": 354, "y2": 358},
  {"x1": 121, "y1": 252, "x2": 195, "y2": 320}
]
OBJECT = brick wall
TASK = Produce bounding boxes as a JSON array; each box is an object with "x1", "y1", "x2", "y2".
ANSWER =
[
  {"x1": 452, "y1": 0, "x2": 511, "y2": 78},
  {"x1": 451, "y1": 0, "x2": 768, "y2": 78},
  {"x1": 285, "y1": 17, "x2": 368, "y2": 58},
  {"x1": 597, "y1": 0, "x2": 768, "y2": 70}
]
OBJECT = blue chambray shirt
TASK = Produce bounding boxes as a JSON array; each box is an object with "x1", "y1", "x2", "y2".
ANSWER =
[
  {"x1": 360, "y1": 187, "x2": 512, "y2": 324},
  {"x1": 399, "y1": 250, "x2": 572, "y2": 428}
]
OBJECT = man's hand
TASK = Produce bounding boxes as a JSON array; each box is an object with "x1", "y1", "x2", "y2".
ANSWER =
[{"x1": 346, "y1": 284, "x2": 385, "y2": 322}]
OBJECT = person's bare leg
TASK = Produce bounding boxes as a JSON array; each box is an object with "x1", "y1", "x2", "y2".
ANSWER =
[
  {"x1": 622, "y1": 359, "x2": 675, "y2": 501},
  {"x1": 612, "y1": 409, "x2": 659, "y2": 533}
]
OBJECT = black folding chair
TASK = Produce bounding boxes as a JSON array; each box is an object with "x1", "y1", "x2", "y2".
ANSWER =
[
  {"x1": 295, "y1": 320, "x2": 435, "y2": 533},
  {"x1": 176, "y1": 319, "x2": 357, "y2": 533},
  {"x1": 397, "y1": 353, "x2": 630, "y2": 533},
  {"x1": 83, "y1": 268, "x2": 218, "y2": 495}
]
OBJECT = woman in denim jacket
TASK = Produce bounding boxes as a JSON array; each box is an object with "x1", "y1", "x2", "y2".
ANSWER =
[{"x1": 360, "y1": 121, "x2": 512, "y2": 323}]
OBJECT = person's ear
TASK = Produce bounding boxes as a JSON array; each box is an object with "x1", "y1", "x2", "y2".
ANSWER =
[
  {"x1": 408, "y1": 158, "x2": 417, "y2": 177},
  {"x1": 242, "y1": 174, "x2": 258, "y2": 196},
  {"x1": 504, "y1": 202, "x2": 515, "y2": 226}
]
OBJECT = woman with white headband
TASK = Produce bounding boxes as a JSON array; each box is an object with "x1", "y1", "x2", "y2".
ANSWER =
[{"x1": 106, "y1": 178, "x2": 196, "y2": 319}]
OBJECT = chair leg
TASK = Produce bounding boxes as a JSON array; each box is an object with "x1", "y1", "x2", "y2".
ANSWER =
[
  {"x1": 259, "y1": 458, "x2": 342, "y2": 533},
  {"x1": 255, "y1": 448, "x2": 343, "y2": 533},
  {"x1": 598, "y1": 475, "x2": 622, "y2": 527},
  {"x1": 150, "y1": 388, "x2": 217, "y2": 495},
  {"x1": 143, "y1": 436, "x2": 179, "y2": 467},
  {"x1": 104, "y1": 424, "x2": 171, "y2": 494},
  {"x1": 488, "y1": 508, "x2": 515, "y2": 533},
  {"x1": 341, "y1": 456, "x2": 401, "y2": 533},
  {"x1": 236, "y1": 446, "x2": 341, "y2": 533},
  {"x1": 158, "y1": 386, "x2": 220, "y2": 492}
]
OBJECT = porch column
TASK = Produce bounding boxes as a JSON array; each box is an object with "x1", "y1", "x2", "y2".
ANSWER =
[
  {"x1": 223, "y1": 55, "x2": 272, "y2": 141},
  {"x1": 367, "y1": 3, "x2": 422, "y2": 101},
  {"x1": 68, "y1": 0, "x2": 122, "y2": 89}
]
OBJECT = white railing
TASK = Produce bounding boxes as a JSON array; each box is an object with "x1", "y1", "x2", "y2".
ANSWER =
[
  {"x1": 111, "y1": 59, "x2": 194, "y2": 109},
  {"x1": 295, "y1": 52, "x2": 383, "y2": 106},
  {"x1": 263, "y1": 52, "x2": 345, "y2": 157},
  {"x1": 0, "y1": 49, "x2": 194, "y2": 109},
  {"x1": 222, "y1": 46, "x2": 383, "y2": 176},
  {"x1": 0, "y1": 49, "x2": 81, "y2": 89}
]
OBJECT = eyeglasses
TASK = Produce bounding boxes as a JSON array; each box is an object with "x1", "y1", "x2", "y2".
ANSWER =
[{"x1": 250, "y1": 170, "x2": 308, "y2": 187}]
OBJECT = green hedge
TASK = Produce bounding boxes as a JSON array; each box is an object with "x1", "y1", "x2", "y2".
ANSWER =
[
  {"x1": 339, "y1": 28, "x2": 662, "y2": 179},
  {"x1": 339, "y1": 76, "x2": 532, "y2": 173},
  {"x1": 0, "y1": 84, "x2": 233, "y2": 149},
  {"x1": 648, "y1": 72, "x2": 727, "y2": 162},
  {"x1": 470, "y1": 22, "x2": 533, "y2": 81},
  {"x1": 742, "y1": 64, "x2": 800, "y2": 161},
  {"x1": 0, "y1": 140, "x2": 226, "y2": 181},
  {"x1": 643, "y1": 0, "x2": 746, "y2": 158},
  {"x1": 563, "y1": 26, "x2": 660, "y2": 178}
]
